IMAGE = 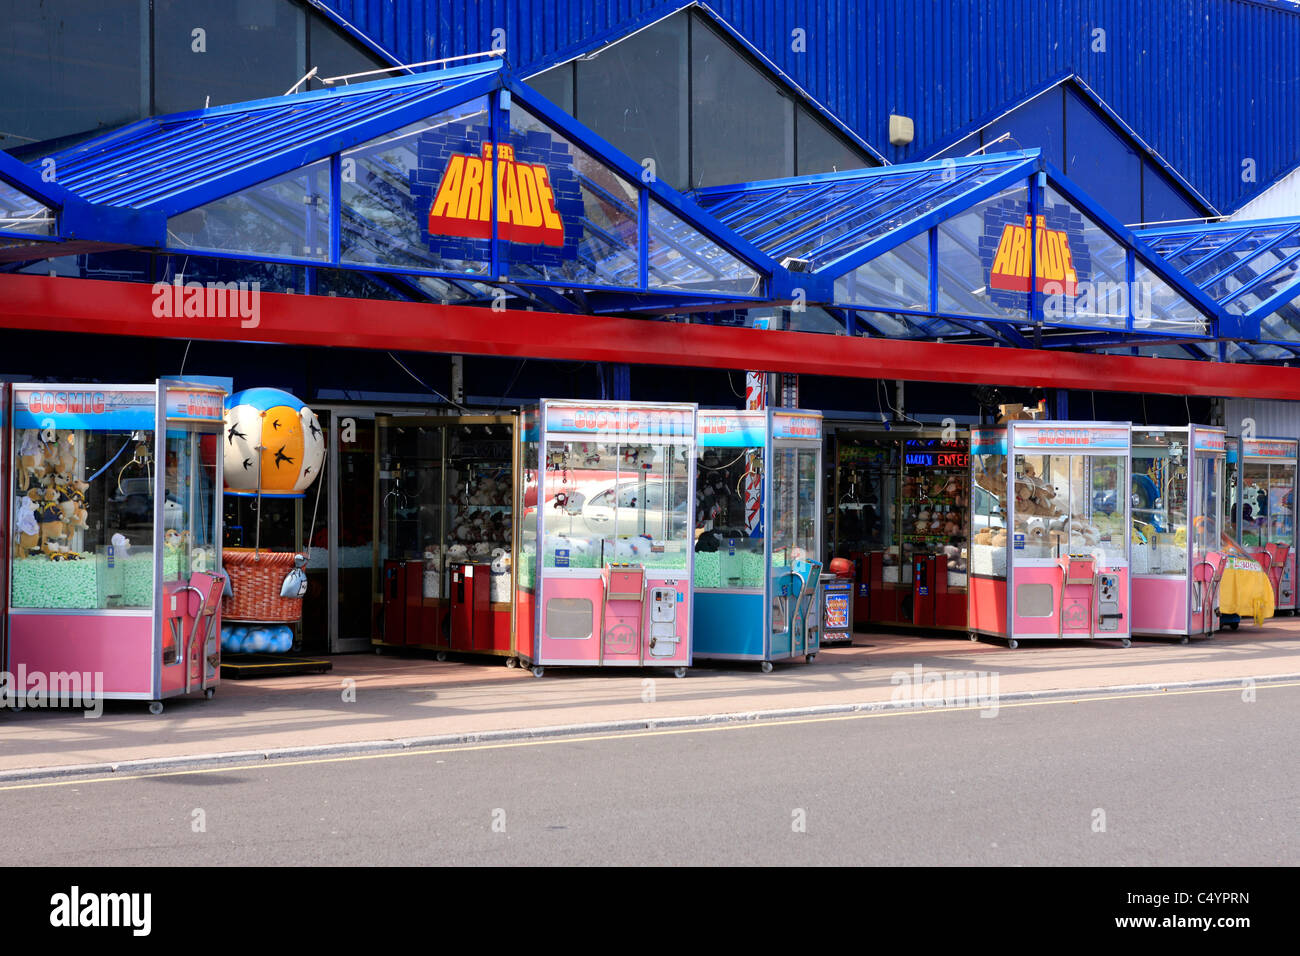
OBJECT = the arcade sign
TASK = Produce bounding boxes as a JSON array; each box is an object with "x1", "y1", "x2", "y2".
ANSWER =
[
  {"x1": 428, "y1": 142, "x2": 565, "y2": 247},
  {"x1": 989, "y1": 214, "x2": 1079, "y2": 295},
  {"x1": 411, "y1": 124, "x2": 583, "y2": 267}
]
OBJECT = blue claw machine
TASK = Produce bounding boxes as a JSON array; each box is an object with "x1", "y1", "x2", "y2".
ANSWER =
[{"x1": 692, "y1": 409, "x2": 823, "y2": 671}]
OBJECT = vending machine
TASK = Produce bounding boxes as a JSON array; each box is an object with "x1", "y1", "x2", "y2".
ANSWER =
[
  {"x1": 1235, "y1": 437, "x2": 1297, "y2": 613},
  {"x1": 7, "y1": 380, "x2": 226, "y2": 712},
  {"x1": 515, "y1": 400, "x2": 696, "y2": 677},
  {"x1": 692, "y1": 409, "x2": 824, "y2": 670},
  {"x1": 968, "y1": 421, "x2": 1131, "y2": 648},
  {"x1": 1130, "y1": 426, "x2": 1226, "y2": 642}
]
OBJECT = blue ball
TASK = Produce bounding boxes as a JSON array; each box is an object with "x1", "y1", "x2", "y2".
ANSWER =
[
  {"x1": 233, "y1": 626, "x2": 249, "y2": 640},
  {"x1": 275, "y1": 626, "x2": 294, "y2": 652},
  {"x1": 252, "y1": 628, "x2": 274, "y2": 653}
]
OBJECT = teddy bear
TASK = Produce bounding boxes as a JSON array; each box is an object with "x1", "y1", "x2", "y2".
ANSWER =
[
  {"x1": 59, "y1": 477, "x2": 89, "y2": 531},
  {"x1": 37, "y1": 486, "x2": 66, "y2": 548},
  {"x1": 16, "y1": 431, "x2": 48, "y2": 491}
]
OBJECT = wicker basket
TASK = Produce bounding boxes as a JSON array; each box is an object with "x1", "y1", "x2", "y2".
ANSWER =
[{"x1": 222, "y1": 549, "x2": 305, "y2": 623}]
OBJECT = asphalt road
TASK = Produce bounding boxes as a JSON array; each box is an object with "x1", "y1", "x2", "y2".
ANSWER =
[{"x1": 4, "y1": 682, "x2": 1297, "y2": 866}]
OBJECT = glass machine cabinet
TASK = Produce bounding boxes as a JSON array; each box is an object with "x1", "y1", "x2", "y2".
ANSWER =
[
  {"x1": 1129, "y1": 426, "x2": 1226, "y2": 641},
  {"x1": 1234, "y1": 437, "x2": 1297, "y2": 613},
  {"x1": 7, "y1": 380, "x2": 226, "y2": 712},
  {"x1": 693, "y1": 409, "x2": 824, "y2": 670},
  {"x1": 516, "y1": 400, "x2": 696, "y2": 677},
  {"x1": 968, "y1": 421, "x2": 1131, "y2": 648}
]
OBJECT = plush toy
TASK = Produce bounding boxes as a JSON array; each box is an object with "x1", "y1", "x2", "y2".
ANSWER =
[
  {"x1": 37, "y1": 486, "x2": 66, "y2": 548},
  {"x1": 974, "y1": 528, "x2": 992, "y2": 546},
  {"x1": 470, "y1": 541, "x2": 491, "y2": 560},
  {"x1": 17, "y1": 431, "x2": 47, "y2": 491},
  {"x1": 423, "y1": 545, "x2": 442, "y2": 572},
  {"x1": 55, "y1": 430, "x2": 77, "y2": 477},
  {"x1": 55, "y1": 477, "x2": 89, "y2": 531},
  {"x1": 16, "y1": 491, "x2": 40, "y2": 555},
  {"x1": 446, "y1": 543, "x2": 469, "y2": 565}
]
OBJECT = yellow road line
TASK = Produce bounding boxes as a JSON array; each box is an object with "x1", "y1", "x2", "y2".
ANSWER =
[{"x1": 2, "y1": 679, "x2": 1295, "y2": 793}]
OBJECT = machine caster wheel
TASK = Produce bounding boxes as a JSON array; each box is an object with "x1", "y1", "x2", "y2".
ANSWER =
[
  {"x1": 532, "y1": 666, "x2": 545, "y2": 678},
  {"x1": 760, "y1": 661, "x2": 774, "y2": 673},
  {"x1": 505, "y1": 657, "x2": 518, "y2": 668},
  {"x1": 1007, "y1": 639, "x2": 1019, "y2": 650},
  {"x1": 805, "y1": 654, "x2": 816, "y2": 663},
  {"x1": 1179, "y1": 636, "x2": 1189, "y2": 645},
  {"x1": 204, "y1": 688, "x2": 215, "y2": 700},
  {"x1": 968, "y1": 632, "x2": 979, "y2": 642},
  {"x1": 436, "y1": 651, "x2": 447, "y2": 662},
  {"x1": 1121, "y1": 639, "x2": 1132, "y2": 648},
  {"x1": 1228, "y1": 622, "x2": 1239, "y2": 631},
  {"x1": 374, "y1": 646, "x2": 385, "y2": 655},
  {"x1": 673, "y1": 667, "x2": 687, "y2": 679},
  {"x1": 148, "y1": 701, "x2": 164, "y2": 715}
]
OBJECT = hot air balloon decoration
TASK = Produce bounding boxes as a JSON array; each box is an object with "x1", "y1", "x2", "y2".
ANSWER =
[
  {"x1": 223, "y1": 388, "x2": 325, "y2": 498},
  {"x1": 220, "y1": 388, "x2": 326, "y2": 638}
]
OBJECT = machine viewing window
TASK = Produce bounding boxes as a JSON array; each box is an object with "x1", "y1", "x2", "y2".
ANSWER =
[
  {"x1": 1131, "y1": 430, "x2": 1189, "y2": 575},
  {"x1": 971, "y1": 451, "x2": 1008, "y2": 579},
  {"x1": 541, "y1": 439, "x2": 690, "y2": 569},
  {"x1": 695, "y1": 442, "x2": 765, "y2": 589},
  {"x1": 12, "y1": 424, "x2": 158, "y2": 610},
  {"x1": 1009, "y1": 452, "x2": 1127, "y2": 565}
]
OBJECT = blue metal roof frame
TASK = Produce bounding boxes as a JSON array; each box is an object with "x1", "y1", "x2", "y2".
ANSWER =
[
  {"x1": 21, "y1": 59, "x2": 785, "y2": 312},
  {"x1": 0, "y1": 150, "x2": 162, "y2": 258},
  {"x1": 1137, "y1": 215, "x2": 1300, "y2": 359},
  {"x1": 694, "y1": 150, "x2": 1242, "y2": 347}
]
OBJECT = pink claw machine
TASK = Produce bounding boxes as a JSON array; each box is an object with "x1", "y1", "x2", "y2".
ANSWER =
[
  {"x1": 7, "y1": 380, "x2": 226, "y2": 713},
  {"x1": 515, "y1": 400, "x2": 696, "y2": 678},
  {"x1": 968, "y1": 421, "x2": 1131, "y2": 648},
  {"x1": 1235, "y1": 437, "x2": 1297, "y2": 613},
  {"x1": 1129, "y1": 426, "x2": 1226, "y2": 642}
]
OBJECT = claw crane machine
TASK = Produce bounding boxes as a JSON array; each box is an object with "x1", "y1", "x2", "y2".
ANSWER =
[
  {"x1": 1235, "y1": 437, "x2": 1297, "y2": 613},
  {"x1": 968, "y1": 421, "x2": 1131, "y2": 648},
  {"x1": 515, "y1": 400, "x2": 696, "y2": 678},
  {"x1": 692, "y1": 409, "x2": 824, "y2": 671},
  {"x1": 1130, "y1": 426, "x2": 1226, "y2": 642},
  {"x1": 7, "y1": 380, "x2": 226, "y2": 712}
]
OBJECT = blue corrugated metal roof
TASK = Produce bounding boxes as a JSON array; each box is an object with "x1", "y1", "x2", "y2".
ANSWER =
[{"x1": 319, "y1": 0, "x2": 1300, "y2": 214}]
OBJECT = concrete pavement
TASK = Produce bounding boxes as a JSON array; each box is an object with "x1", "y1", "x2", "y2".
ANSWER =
[
  {"x1": 5, "y1": 681, "x2": 1297, "y2": 865},
  {"x1": 2, "y1": 620, "x2": 1299, "y2": 778}
]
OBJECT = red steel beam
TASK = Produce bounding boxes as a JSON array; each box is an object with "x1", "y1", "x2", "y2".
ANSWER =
[{"x1": 0, "y1": 273, "x2": 1292, "y2": 399}]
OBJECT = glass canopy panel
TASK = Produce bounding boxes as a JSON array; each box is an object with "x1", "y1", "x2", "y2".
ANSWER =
[
  {"x1": 791, "y1": 161, "x2": 1014, "y2": 269},
  {"x1": 936, "y1": 185, "x2": 1029, "y2": 320},
  {"x1": 852, "y1": 309, "x2": 962, "y2": 338},
  {"x1": 167, "y1": 159, "x2": 330, "y2": 261},
  {"x1": 0, "y1": 180, "x2": 54, "y2": 236},
  {"x1": 506, "y1": 104, "x2": 640, "y2": 288},
  {"x1": 646, "y1": 199, "x2": 761, "y2": 295},
  {"x1": 341, "y1": 98, "x2": 492, "y2": 275},
  {"x1": 1038, "y1": 187, "x2": 1129, "y2": 330},
  {"x1": 1260, "y1": 302, "x2": 1300, "y2": 342},
  {"x1": 1217, "y1": 231, "x2": 1300, "y2": 314},
  {"x1": 833, "y1": 232, "x2": 929, "y2": 310},
  {"x1": 1130, "y1": 262, "x2": 1210, "y2": 335}
]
